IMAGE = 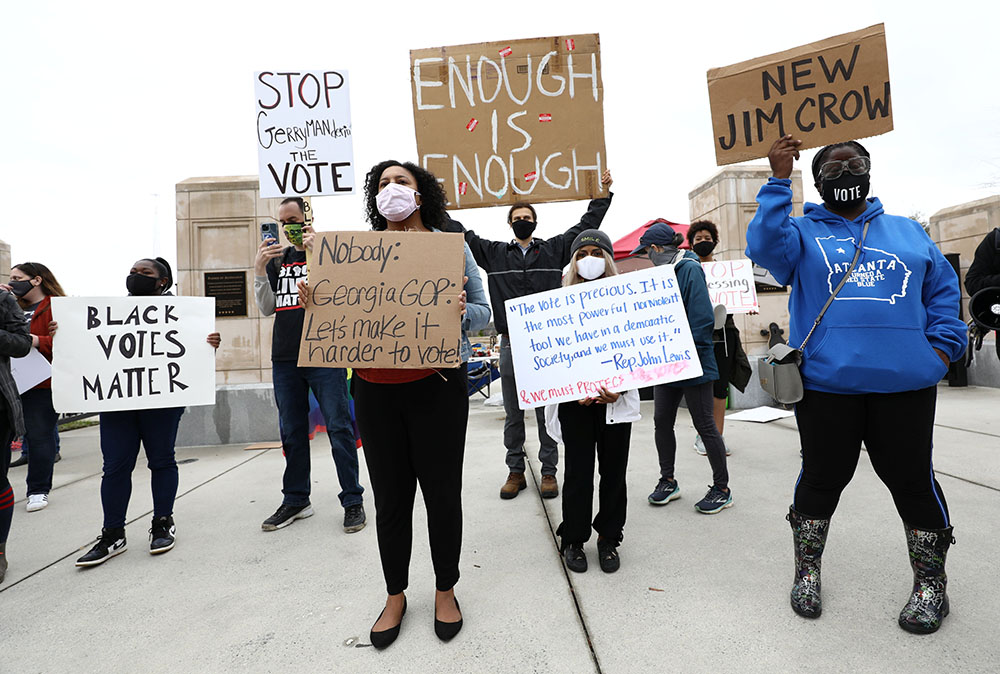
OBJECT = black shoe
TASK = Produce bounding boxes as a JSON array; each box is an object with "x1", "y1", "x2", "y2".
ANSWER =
[
  {"x1": 54, "y1": 452, "x2": 61, "y2": 463},
  {"x1": 435, "y1": 597, "x2": 463, "y2": 642},
  {"x1": 344, "y1": 504, "x2": 366, "y2": 533},
  {"x1": 597, "y1": 539, "x2": 621, "y2": 573},
  {"x1": 149, "y1": 516, "x2": 176, "y2": 554},
  {"x1": 261, "y1": 503, "x2": 314, "y2": 531},
  {"x1": 76, "y1": 528, "x2": 127, "y2": 567},
  {"x1": 562, "y1": 542, "x2": 587, "y2": 573},
  {"x1": 10, "y1": 454, "x2": 27, "y2": 467},
  {"x1": 370, "y1": 597, "x2": 407, "y2": 649}
]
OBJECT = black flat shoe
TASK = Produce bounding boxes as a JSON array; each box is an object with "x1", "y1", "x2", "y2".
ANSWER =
[
  {"x1": 434, "y1": 597, "x2": 463, "y2": 642},
  {"x1": 370, "y1": 597, "x2": 406, "y2": 650}
]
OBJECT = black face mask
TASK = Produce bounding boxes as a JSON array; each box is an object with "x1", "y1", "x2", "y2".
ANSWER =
[
  {"x1": 511, "y1": 218, "x2": 536, "y2": 241},
  {"x1": 126, "y1": 273, "x2": 161, "y2": 296},
  {"x1": 821, "y1": 173, "x2": 870, "y2": 210},
  {"x1": 9, "y1": 280, "x2": 34, "y2": 297},
  {"x1": 692, "y1": 241, "x2": 716, "y2": 258}
]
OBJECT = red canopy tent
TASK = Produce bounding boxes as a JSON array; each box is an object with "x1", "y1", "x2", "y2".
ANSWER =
[{"x1": 612, "y1": 218, "x2": 690, "y2": 273}]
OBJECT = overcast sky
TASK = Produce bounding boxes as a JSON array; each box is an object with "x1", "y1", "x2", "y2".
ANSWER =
[{"x1": 3, "y1": 0, "x2": 998, "y2": 295}]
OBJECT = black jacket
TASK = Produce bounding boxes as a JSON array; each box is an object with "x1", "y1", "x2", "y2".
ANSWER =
[
  {"x1": 461, "y1": 194, "x2": 613, "y2": 335},
  {"x1": 965, "y1": 227, "x2": 1000, "y2": 296}
]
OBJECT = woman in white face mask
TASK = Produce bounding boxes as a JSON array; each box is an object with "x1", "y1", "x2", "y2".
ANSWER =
[
  {"x1": 545, "y1": 229, "x2": 640, "y2": 575},
  {"x1": 299, "y1": 159, "x2": 490, "y2": 649}
]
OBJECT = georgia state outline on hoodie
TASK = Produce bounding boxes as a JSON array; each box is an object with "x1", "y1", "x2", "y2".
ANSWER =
[{"x1": 745, "y1": 178, "x2": 968, "y2": 395}]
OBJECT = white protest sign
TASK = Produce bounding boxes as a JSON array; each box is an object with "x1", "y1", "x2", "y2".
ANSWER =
[
  {"x1": 506, "y1": 265, "x2": 703, "y2": 410},
  {"x1": 701, "y1": 259, "x2": 759, "y2": 314},
  {"x1": 50, "y1": 297, "x2": 216, "y2": 413},
  {"x1": 255, "y1": 70, "x2": 354, "y2": 198},
  {"x1": 11, "y1": 348, "x2": 51, "y2": 394}
]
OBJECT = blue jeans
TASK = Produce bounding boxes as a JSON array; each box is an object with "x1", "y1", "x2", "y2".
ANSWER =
[
  {"x1": 272, "y1": 361, "x2": 362, "y2": 508},
  {"x1": 18, "y1": 427, "x2": 61, "y2": 460},
  {"x1": 21, "y1": 388, "x2": 59, "y2": 496}
]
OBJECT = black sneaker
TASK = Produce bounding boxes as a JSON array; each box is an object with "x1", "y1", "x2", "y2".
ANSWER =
[
  {"x1": 694, "y1": 485, "x2": 734, "y2": 514},
  {"x1": 597, "y1": 539, "x2": 621, "y2": 573},
  {"x1": 562, "y1": 543, "x2": 587, "y2": 573},
  {"x1": 149, "y1": 516, "x2": 176, "y2": 554},
  {"x1": 344, "y1": 504, "x2": 366, "y2": 533},
  {"x1": 76, "y1": 528, "x2": 127, "y2": 567},
  {"x1": 261, "y1": 503, "x2": 314, "y2": 531}
]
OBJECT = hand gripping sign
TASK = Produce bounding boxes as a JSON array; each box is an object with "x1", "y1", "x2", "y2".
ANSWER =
[{"x1": 506, "y1": 265, "x2": 702, "y2": 410}]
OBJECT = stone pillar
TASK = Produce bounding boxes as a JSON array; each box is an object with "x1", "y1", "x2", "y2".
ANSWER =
[
  {"x1": 174, "y1": 177, "x2": 310, "y2": 445},
  {"x1": 930, "y1": 196, "x2": 1000, "y2": 387},
  {"x1": 0, "y1": 239, "x2": 9, "y2": 285},
  {"x1": 688, "y1": 165, "x2": 804, "y2": 356}
]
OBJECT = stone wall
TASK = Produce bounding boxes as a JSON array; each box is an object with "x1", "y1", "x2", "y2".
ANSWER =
[
  {"x1": 688, "y1": 166, "x2": 804, "y2": 356},
  {"x1": 0, "y1": 239, "x2": 9, "y2": 285}
]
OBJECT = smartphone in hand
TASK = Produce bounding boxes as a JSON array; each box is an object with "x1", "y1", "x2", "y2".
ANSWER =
[{"x1": 261, "y1": 222, "x2": 279, "y2": 244}]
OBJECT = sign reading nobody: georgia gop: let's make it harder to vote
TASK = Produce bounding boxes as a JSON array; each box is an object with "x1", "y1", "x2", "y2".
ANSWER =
[
  {"x1": 297, "y1": 231, "x2": 465, "y2": 370},
  {"x1": 50, "y1": 296, "x2": 217, "y2": 413},
  {"x1": 506, "y1": 264, "x2": 702, "y2": 410},
  {"x1": 255, "y1": 70, "x2": 355, "y2": 198}
]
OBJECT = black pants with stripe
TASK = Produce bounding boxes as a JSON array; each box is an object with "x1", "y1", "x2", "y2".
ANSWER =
[{"x1": 793, "y1": 386, "x2": 950, "y2": 529}]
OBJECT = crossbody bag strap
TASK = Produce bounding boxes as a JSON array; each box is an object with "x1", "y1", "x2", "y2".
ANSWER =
[{"x1": 798, "y1": 219, "x2": 871, "y2": 351}]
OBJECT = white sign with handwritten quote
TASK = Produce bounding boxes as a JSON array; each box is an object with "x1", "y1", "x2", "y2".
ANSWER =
[{"x1": 505, "y1": 265, "x2": 702, "y2": 410}]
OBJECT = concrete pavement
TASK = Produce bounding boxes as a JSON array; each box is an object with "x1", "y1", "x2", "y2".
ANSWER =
[{"x1": 2, "y1": 384, "x2": 998, "y2": 672}]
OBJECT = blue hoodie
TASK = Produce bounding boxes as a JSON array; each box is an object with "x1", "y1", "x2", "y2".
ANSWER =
[
  {"x1": 745, "y1": 178, "x2": 967, "y2": 395},
  {"x1": 656, "y1": 249, "x2": 719, "y2": 387}
]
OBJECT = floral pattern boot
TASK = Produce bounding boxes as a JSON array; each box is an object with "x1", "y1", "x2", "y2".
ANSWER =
[
  {"x1": 899, "y1": 525, "x2": 954, "y2": 634},
  {"x1": 787, "y1": 506, "x2": 830, "y2": 618}
]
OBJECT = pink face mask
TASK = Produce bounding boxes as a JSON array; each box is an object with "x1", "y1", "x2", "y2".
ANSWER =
[{"x1": 376, "y1": 183, "x2": 420, "y2": 222}]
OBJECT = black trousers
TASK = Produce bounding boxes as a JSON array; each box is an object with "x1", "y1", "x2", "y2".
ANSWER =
[
  {"x1": 1, "y1": 409, "x2": 13, "y2": 544},
  {"x1": 653, "y1": 382, "x2": 728, "y2": 489},
  {"x1": 354, "y1": 366, "x2": 468, "y2": 595},
  {"x1": 794, "y1": 386, "x2": 950, "y2": 529},
  {"x1": 556, "y1": 401, "x2": 631, "y2": 546}
]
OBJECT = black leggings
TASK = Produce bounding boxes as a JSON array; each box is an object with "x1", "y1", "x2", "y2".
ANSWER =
[
  {"x1": 556, "y1": 401, "x2": 631, "y2": 546},
  {"x1": 653, "y1": 382, "x2": 728, "y2": 489},
  {"x1": 1, "y1": 411, "x2": 13, "y2": 544},
  {"x1": 793, "y1": 386, "x2": 950, "y2": 529},
  {"x1": 354, "y1": 366, "x2": 468, "y2": 595}
]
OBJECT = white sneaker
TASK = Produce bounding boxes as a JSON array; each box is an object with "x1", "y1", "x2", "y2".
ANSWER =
[
  {"x1": 694, "y1": 436, "x2": 733, "y2": 456},
  {"x1": 26, "y1": 494, "x2": 49, "y2": 512}
]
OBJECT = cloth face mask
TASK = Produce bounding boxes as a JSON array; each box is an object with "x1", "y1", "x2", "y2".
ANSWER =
[
  {"x1": 576, "y1": 256, "x2": 606, "y2": 280},
  {"x1": 377, "y1": 183, "x2": 420, "y2": 222}
]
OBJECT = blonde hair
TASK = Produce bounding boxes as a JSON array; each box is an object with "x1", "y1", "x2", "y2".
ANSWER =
[{"x1": 564, "y1": 248, "x2": 619, "y2": 287}]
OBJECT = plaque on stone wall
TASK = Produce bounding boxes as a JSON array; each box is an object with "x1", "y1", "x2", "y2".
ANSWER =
[{"x1": 204, "y1": 271, "x2": 248, "y2": 317}]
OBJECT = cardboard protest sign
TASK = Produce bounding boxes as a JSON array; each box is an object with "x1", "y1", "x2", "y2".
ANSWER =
[
  {"x1": 702, "y1": 259, "x2": 758, "y2": 314},
  {"x1": 298, "y1": 232, "x2": 465, "y2": 369},
  {"x1": 50, "y1": 297, "x2": 216, "y2": 413},
  {"x1": 255, "y1": 70, "x2": 354, "y2": 198},
  {"x1": 411, "y1": 34, "x2": 608, "y2": 209},
  {"x1": 707, "y1": 24, "x2": 891, "y2": 165},
  {"x1": 506, "y1": 265, "x2": 703, "y2": 410},
  {"x1": 11, "y1": 348, "x2": 51, "y2": 394}
]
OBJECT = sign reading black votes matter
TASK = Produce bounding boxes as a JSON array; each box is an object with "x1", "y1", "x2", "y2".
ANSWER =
[
  {"x1": 50, "y1": 297, "x2": 217, "y2": 413},
  {"x1": 707, "y1": 24, "x2": 891, "y2": 165},
  {"x1": 506, "y1": 265, "x2": 702, "y2": 410},
  {"x1": 297, "y1": 232, "x2": 466, "y2": 369},
  {"x1": 410, "y1": 34, "x2": 608, "y2": 209},
  {"x1": 255, "y1": 70, "x2": 354, "y2": 198}
]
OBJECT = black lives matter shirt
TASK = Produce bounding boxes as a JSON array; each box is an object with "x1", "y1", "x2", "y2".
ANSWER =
[{"x1": 266, "y1": 247, "x2": 308, "y2": 362}]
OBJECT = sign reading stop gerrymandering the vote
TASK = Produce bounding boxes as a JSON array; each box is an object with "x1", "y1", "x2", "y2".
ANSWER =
[
  {"x1": 702, "y1": 259, "x2": 758, "y2": 314},
  {"x1": 506, "y1": 264, "x2": 702, "y2": 410},
  {"x1": 50, "y1": 296, "x2": 217, "y2": 413},
  {"x1": 255, "y1": 70, "x2": 355, "y2": 198}
]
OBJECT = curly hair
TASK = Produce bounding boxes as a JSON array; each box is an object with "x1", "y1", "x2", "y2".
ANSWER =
[
  {"x1": 363, "y1": 160, "x2": 449, "y2": 231},
  {"x1": 686, "y1": 220, "x2": 719, "y2": 246}
]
